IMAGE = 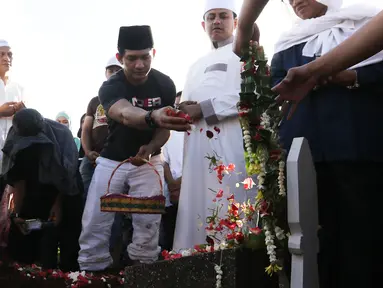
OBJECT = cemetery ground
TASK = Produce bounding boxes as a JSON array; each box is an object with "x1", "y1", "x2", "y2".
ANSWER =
[
  {"x1": 0, "y1": 247, "x2": 289, "y2": 288},
  {"x1": 0, "y1": 138, "x2": 314, "y2": 288}
]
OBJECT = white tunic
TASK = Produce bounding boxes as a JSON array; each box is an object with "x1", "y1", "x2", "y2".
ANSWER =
[
  {"x1": 163, "y1": 131, "x2": 184, "y2": 207},
  {"x1": 0, "y1": 79, "x2": 24, "y2": 167},
  {"x1": 173, "y1": 40, "x2": 255, "y2": 251}
]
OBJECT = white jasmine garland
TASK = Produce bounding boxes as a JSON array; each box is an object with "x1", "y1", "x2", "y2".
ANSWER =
[
  {"x1": 260, "y1": 112, "x2": 272, "y2": 131},
  {"x1": 274, "y1": 226, "x2": 286, "y2": 240},
  {"x1": 214, "y1": 264, "x2": 223, "y2": 288},
  {"x1": 264, "y1": 224, "x2": 277, "y2": 264},
  {"x1": 219, "y1": 241, "x2": 228, "y2": 250}
]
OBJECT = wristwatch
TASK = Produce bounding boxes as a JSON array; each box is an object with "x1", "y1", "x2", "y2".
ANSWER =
[
  {"x1": 9, "y1": 212, "x2": 19, "y2": 219},
  {"x1": 145, "y1": 110, "x2": 158, "y2": 129}
]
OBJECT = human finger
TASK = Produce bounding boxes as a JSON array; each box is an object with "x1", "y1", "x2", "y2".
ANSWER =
[
  {"x1": 180, "y1": 101, "x2": 197, "y2": 105},
  {"x1": 4, "y1": 101, "x2": 18, "y2": 106},
  {"x1": 161, "y1": 123, "x2": 191, "y2": 131},
  {"x1": 162, "y1": 115, "x2": 190, "y2": 125},
  {"x1": 287, "y1": 103, "x2": 298, "y2": 120},
  {"x1": 130, "y1": 157, "x2": 146, "y2": 166},
  {"x1": 280, "y1": 101, "x2": 290, "y2": 117}
]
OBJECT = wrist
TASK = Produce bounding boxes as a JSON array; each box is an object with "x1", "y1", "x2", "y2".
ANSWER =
[
  {"x1": 145, "y1": 110, "x2": 159, "y2": 128},
  {"x1": 308, "y1": 56, "x2": 333, "y2": 80}
]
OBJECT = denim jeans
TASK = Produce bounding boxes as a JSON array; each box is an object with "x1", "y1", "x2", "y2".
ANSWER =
[{"x1": 79, "y1": 157, "x2": 95, "y2": 201}]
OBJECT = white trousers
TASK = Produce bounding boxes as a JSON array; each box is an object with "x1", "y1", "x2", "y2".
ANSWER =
[{"x1": 78, "y1": 156, "x2": 163, "y2": 271}]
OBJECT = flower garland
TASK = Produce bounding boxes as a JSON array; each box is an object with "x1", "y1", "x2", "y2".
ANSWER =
[
  {"x1": 162, "y1": 41, "x2": 288, "y2": 276},
  {"x1": 237, "y1": 40, "x2": 287, "y2": 274}
]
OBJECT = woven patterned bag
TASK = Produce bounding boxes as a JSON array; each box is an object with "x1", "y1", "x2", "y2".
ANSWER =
[{"x1": 100, "y1": 158, "x2": 166, "y2": 214}]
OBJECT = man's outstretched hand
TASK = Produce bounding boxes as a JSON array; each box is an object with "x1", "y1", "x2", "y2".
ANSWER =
[
  {"x1": 233, "y1": 23, "x2": 260, "y2": 57},
  {"x1": 272, "y1": 64, "x2": 319, "y2": 119},
  {"x1": 151, "y1": 107, "x2": 191, "y2": 131}
]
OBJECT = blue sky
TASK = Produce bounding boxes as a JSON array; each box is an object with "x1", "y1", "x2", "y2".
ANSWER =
[{"x1": 0, "y1": 0, "x2": 380, "y2": 133}]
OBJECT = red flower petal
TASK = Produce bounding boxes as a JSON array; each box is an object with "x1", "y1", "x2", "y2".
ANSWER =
[
  {"x1": 250, "y1": 227, "x2": 262, "y2": 235},
  {"x1": 214, "y1": 126, "x2": 221, "y2": 134},
  {"x1": 206, "y1": 130, "x2": 214, "y2": 139},
  {"x1": 226, "y1": 163, "x2": 235, "y2": 172},
  {"x1": 227, "y1": 194, "x2": 234, "y2": 201}
]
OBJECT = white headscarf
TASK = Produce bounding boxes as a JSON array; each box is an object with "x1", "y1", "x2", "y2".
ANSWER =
[{"x1": 274, "y1": 3, "x2": 383, "y2": 69}]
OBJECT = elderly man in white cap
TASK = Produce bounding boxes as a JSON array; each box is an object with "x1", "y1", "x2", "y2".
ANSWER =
[
  {"x1": 0, "y1": 40, "x2": 24, "y2": 193},
  {"x1": 173, "y1": 0, "x2": 259, "y2": 251}
]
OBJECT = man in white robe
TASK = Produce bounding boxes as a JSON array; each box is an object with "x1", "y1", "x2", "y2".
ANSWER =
[
  {"x1": 0, "y1": 40, "x2": 24, "y2": 168},
  {"x1": 173, "y1": 0, "x2": 258, "y2": 251}
]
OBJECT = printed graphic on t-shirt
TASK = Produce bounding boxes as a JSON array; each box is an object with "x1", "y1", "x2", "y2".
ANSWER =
[
  {"x1": 132, "y1": 96, "x2": 162, "y2": 108},
  {"x1": 93, "y1": 104, "x2": 108, "y2": 129}
]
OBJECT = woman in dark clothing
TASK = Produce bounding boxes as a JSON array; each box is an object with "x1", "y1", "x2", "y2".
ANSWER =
[
  {"x1": 3, "y1": 109, "x2": 83, "y2": 271},
  {"x1": 271, "y1": 1, "x2": 383, "y2": 287}
]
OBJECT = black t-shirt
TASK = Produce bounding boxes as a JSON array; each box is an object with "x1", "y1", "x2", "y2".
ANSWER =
[
  {"x1": 99, "y1": 69, "x2": 176, "y2": 161},
  {"x1": 86, "y1": 96, "x2": 109, "y2": 153}
]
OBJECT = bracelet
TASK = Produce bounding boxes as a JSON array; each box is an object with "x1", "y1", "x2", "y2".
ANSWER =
[{"x1": 347, "y1": 71, "x2": 359, "y2": 90}]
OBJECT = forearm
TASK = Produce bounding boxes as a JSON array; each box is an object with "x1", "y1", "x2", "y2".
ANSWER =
[
  {"x1": 12, "y1": 181, "x2": 25, "y2": 214},
  {"x1": 237, "y1": 0, "x2": 268, "y2": 31},
  {"x1": 309, "y1": 10, "x2": 383, "y2": 77},
  {"x1": 164, "y1": 163, "x2": 174, "y2": 184},
  {"x1": 120, "y1": 105, "x2": 149, "y2": 129},
  {"x1": 149, "y1": 128, "x2": 170, "y2": 151},
  {"x1": 81, "y1": 126, "x2": 93, "y2": 154},
  {"x1": 107, "y1": 99, "x2": 150, "y2": 130}
]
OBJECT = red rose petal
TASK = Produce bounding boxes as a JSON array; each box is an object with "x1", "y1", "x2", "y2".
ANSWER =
[{"x1": 206, "y1": 130, "x2": 214, "y2": 139}]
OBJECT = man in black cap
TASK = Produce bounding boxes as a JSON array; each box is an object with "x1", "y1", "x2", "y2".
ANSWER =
[{"x1": 77, "y1": 25, "x2": 189, "y2": 271}]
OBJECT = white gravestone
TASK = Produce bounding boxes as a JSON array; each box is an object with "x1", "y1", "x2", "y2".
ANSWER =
[{"x1": 286, "y1": 137, "x2": 319, "y2": 288}]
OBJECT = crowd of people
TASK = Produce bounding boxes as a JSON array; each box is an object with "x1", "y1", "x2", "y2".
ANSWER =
[{"x1": 0, "y1": 0, "x2": 382, "y2": 287}]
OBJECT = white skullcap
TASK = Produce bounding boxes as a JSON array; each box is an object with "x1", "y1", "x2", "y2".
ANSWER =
[
  {"x1": 105, "y1": 55, "x2": 122, "y2": 69},
  {"x1": 317, "y1": 0, "x2": 343, "y2": 11},
  {"x1": 0, "y1": 39, "x2": 10, "y2": 48},
  {"x1": 203, "y1": 0, "x2": 238, "y2": 17}
]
